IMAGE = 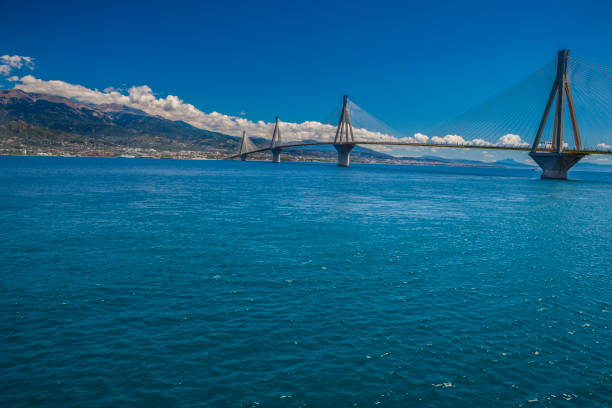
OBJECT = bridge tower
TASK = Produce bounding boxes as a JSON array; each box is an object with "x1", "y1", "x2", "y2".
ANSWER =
[
  {"x1": 239, "y1": 130, "x2": 249, "y2": 161},
  {"x1": 270, "y1": 116, "x2": 282, "y2": 163},
  {"x1": 334, "y1": 95, "x2": 356, "y2": 167},
  {"x1": 530, "y1": 49, "x2": 586, "y2": 179}
]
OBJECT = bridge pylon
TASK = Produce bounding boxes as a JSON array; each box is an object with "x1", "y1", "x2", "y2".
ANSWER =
[
  {"x1": 530, "y1": 49, "x2": 586, "y2": 179},
  {"x1": 334, "y1": 95, "x2": 356, "y2": 167},
  {"x1": 238, "y1": 130, "x2": 249, "y2": 161},
  {"x1": 270, "y1": 116, "x2": 282, "y2": 163}
]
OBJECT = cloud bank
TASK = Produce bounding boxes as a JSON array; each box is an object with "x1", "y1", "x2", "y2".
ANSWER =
[{"x1": 9, "y1": 74, "x2": 530, "y2": 149}]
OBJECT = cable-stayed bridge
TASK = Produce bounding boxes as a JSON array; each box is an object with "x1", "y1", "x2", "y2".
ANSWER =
[{"x1": 229, "y1": 50, "x2": 612, "y2": 179}]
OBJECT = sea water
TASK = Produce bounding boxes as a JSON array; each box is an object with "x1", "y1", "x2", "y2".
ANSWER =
[{"x1": 1, "y1": 156, "x2": 610, "y2": 407}]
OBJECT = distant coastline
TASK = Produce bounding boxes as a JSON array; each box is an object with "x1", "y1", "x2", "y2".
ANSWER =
[{"x1": 0, "y1": 152, "x2": 518, "y2": 169}]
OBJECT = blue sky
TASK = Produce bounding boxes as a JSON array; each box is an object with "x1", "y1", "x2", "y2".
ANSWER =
[{"x1": 2, "y1": 0, "x2": 612, "y2": 162}]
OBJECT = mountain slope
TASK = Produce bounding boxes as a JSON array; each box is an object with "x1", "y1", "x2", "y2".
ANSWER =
[{"x1": 0, "y1": 89, "x2": 239, "y2": 157}]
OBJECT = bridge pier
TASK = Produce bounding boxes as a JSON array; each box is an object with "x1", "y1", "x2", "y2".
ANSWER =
[
  {"x1": 272, "y1": 147, "x2": 281, "y2": 163},
  {"x1": 334, "y1": 144, "x2": 355, "y2": 167},
  {"x1": 529, "y1": 50, "x2": 587, "y2": 180},
  {"x1": 529, "y1": 152, "x2": 585, "y2": 179},
  {"x1": 240, "y1": 154, "x2": 247, "y2": 161}
]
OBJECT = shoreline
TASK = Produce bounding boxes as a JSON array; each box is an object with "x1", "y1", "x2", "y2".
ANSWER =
[{"x1": 0, "y1": 152, "x2": 519, "y2": 169}]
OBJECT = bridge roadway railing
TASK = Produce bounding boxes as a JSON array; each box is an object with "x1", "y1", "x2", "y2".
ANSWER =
[{"x1": 227, "y1": 141, "x2": 612, "y2": 160}]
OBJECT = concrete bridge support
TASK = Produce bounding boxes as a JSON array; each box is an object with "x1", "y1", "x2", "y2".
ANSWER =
[
  {"x1": 240, "y1": 154, "x2": 247, "y2": 161},
  {"x1": 529, "y1": 152, "x2": 585, "y2": 180},
  {"x1": 334, "y1": 144, "x2": 355, "y2": 167},
  {"x1": 272, "y1": 147, "x2": 281, "y2": 163},
  {"x1": 333, "y1": 95, "x2": 355, "y2": 167},
  {"x1": 530, "y1": 50, "x2": 587, "y2": 179}
]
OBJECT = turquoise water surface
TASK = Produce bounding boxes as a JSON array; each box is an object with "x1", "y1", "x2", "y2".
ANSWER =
[{"x1": 1, "y1": 156, "x2": 611, "y2": 407}]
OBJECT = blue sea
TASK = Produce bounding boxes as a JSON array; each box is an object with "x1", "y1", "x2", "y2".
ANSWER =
[{"x1": 1, "y1": 156, "x2": 611, "y2": 407}]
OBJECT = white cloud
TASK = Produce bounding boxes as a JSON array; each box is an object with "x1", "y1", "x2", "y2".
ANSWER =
[
  {"x1": 597, "y1": 143, "x2": 612, "y2": 150},
  {"x1": 0, "y1": 55, "x2": 35, "y2": 76},
  {"x1": 406, "y1": 132, "x2": 429, "y2": 143},
  {"x1": 103, "y1": 86, "x2": 123, "y2": 93},
  {"x1": 9, "y1": 74, "x2": 531, "y2": 151},
  {"x1": 14, "y1": 75, "x2": 261, "y2": 136},
  {"x1": 426, "y1": 132, "x2": 528, "y2": 148},
  {"x1": 1, "y1": 55, "x2": 34, "y2": 69},
  {"x1": 12, "y1": 74, "x2": 363, "y2": 142},
  {"x1": 498, "y1": 133, "x2": 529, "y2": 147},
  {"x1": 431, "y1": 134, "x2": 466, "y2": 145}
]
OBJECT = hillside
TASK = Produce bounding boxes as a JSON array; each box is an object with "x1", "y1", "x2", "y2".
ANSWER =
[{"x1": 0, "y1": 89, "x2": 239, "y2": 158}]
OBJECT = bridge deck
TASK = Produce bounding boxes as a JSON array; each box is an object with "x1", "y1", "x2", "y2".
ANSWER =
[{"x1": 228, "y1": 141, "x2": 611, "y2": 159}]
